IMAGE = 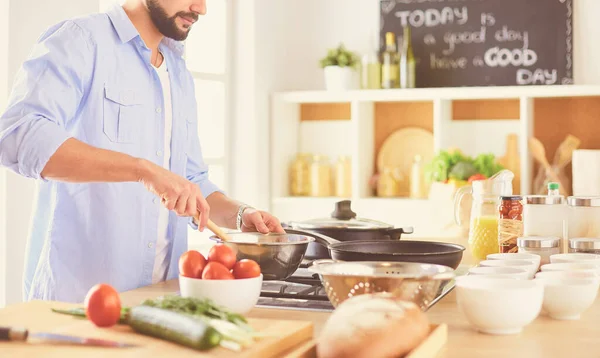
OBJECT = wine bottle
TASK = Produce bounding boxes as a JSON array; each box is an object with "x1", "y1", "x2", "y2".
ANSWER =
[
  {"x1": 400, "y1": 26, "x2": 416, "y2": 88},
  {"x1": 381, "y1": 32, "x2": 399, "y2": 89}
]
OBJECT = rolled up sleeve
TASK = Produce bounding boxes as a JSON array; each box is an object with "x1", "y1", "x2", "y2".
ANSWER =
[{"x1": 0, "y1": 20, "x2": 94, "y2": 180}]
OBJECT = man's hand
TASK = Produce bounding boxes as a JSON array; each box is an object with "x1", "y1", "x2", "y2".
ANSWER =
[
  {"x1": 241, "y1": 208, "x2": 285, "y2": 234},
  {"x1": 138, "y1": 160, "x2": 210, "y2": 231}
]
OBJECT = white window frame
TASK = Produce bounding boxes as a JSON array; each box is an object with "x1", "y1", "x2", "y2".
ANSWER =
[{"x1": 184, "y1": 0, "x2": 233, "y2": 194}]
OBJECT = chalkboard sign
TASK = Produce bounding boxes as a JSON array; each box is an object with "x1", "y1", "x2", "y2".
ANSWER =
[{"x1": 380, "y1": 0, "x2": 573, "y2": 87}]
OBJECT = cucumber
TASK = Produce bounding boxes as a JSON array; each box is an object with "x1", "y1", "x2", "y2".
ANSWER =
[{"x1": 127, "y1": 305, "x2": 221, "y2": 351}]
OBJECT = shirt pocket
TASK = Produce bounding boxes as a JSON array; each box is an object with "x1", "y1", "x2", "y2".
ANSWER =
[{"x1": 102, "y1": 85, "x2": 144, "y2": 143}]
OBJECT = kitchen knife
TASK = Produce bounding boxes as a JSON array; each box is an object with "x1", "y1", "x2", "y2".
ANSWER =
[{"x1": 0, "y1": 326, "x2": 137, "y2": 348}]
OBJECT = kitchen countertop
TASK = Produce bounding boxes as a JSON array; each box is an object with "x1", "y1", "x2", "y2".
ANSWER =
[{"x1": 2, "y1": 277, "x2": 599, "y2": 357}]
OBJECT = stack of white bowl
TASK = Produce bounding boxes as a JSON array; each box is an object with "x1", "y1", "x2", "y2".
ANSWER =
[{"x1": 456, "y1": 252, "x2": 600, "y2": 335}]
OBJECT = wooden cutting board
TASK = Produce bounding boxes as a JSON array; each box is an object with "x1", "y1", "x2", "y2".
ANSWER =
[
  {"x1": 283, "y1": 324, "x2": 447, "y2": 358},
  {"x1": 0, "y1": 300, "x2": 313, "y2": 358}
]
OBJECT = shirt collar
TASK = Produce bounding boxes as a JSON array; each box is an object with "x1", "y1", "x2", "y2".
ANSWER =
[
  {"x1": 161, "y1": 38, "x2": 185, "y2": 57},
  {"x1": 106, "y1": 3, "x2": 139, "y2": 44},
  {"x1": 107, "y1": 4, "x2": 185, "y2": 57}
]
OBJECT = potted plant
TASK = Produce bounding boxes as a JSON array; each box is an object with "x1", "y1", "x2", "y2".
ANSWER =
[{"x1": 319, "y1": 43, "x2": 359, "y2": 91}]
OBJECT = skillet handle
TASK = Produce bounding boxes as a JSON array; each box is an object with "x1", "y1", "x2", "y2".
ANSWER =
[
  {"x1": 283, "y1": 228, "x2": 340, "y2": 247},
  {"x1": 386, "y1": 226, "x2": 414, "y2": 240}
]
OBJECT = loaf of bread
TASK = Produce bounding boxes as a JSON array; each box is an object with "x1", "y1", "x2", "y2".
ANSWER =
[{"x1": 317, "y1": 293, "x2": 430, "y2": 358}]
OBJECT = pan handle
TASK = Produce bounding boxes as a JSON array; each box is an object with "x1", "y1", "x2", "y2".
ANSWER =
[
  {"x1": 385, "y1": 226, "x2": 414, "y2": 240},
  {"x1": 283, "y1": 228, "x2": 340, "y2": 247}
]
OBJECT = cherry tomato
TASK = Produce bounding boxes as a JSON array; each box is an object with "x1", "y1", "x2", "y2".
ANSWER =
[
  {"x1": 232, "y1": 259, "x2": 261, "y2": 279},
  {"x1": 202, "y1": 261, "x2": 234, "y2": 280},
  {"x1": 84, "y1": 283, "x2": 121, "y2": 327},
  {"x1": 179, "y1": 250, "x2": 207, "y2": 279},
  {"x1": 207, "y1": 244, "x2": 237, "y2": 270}
]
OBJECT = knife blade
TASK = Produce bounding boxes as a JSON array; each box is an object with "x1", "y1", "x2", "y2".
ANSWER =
[{"x1": 0, "y1": 327, "x2": 137, "y2": 348}]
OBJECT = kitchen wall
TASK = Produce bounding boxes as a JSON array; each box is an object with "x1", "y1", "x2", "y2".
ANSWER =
[
  {"x1": 0, "y1": 0, "x2": 99, "y2": 306},
  {"x1": 230, "y1": 0, "x2": 600, "y2": 211}
]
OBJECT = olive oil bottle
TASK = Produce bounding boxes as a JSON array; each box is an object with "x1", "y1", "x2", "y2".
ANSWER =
[
  {"x1": 400, "y1": 26, "x2": 416, "y2": 88},
  {"x1": 381, "y1": 32, "x2": 399, "y2": 89}
]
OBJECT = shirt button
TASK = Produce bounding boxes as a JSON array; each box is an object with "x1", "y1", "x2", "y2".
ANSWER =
[
  {"x1": 153, "y1": 198, "x2": 159, "y2": 204},
  {"x1": 148, "y1": 242, "x2": 154, "y2": 248},
  {"x1": 156, "y1": 107, "x2": 162, "y2": 113},
  {"x1": 156, "y1": 150, "x2": 163, "y2": 157}
]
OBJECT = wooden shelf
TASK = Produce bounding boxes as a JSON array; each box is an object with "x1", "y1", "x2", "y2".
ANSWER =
[
  {"x1": 273, "y1": 85, "x2": 600, "y2": 103},
  {"x1": 270, "y1": 85, "x2": 600, "y2": 235}
]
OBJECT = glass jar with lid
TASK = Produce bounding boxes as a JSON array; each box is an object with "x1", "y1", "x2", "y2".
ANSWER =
[
  {"x1": 497, "y1": 196, "x2": 523, "y2": 253},
  {"x1": 569, "y1": 238, "x2": 600, "y2": 254},
  {"x1": 523, "y1": 195, "x2": 566, "y2": 252},
  {"x1": 289, "y1": 153, "x2": 311, "y2": 196},
  {"x1": 517, "y1": 236, "x2": 561, "y2": 266},
  {"x1": 309, "y1": 155, "x2": 332, "y2": 197},
  {"x1": 567, "y1": 196, "x2": 600, "y2": 244}
]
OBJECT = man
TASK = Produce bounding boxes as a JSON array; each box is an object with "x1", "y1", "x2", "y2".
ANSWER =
[{"x1": 0, "y1": 0, "x2": 284, "y2": 303}]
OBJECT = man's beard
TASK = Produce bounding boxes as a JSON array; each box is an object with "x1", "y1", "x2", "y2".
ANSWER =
[{"x1": 146, "y1": 0, "x2": 198, "y2": 41}]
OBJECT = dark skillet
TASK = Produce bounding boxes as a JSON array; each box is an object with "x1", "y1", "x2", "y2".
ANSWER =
[{"x1": 285, "y1": 229, "x2": 465, "y2": 270}]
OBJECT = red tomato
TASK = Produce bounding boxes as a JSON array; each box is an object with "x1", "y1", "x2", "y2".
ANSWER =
[
  {"x1": 468, "y1": 173, "x2": 487, "y2": 183},
  {"x1": 232, "y1": 259, "x2": 261, "y2": 279},
  {"x1": 179, "y1": 250, "x2": 207, "y2": 278},
  {"x1": 84, "y1": 283, "x2": 121, "y2": 328},
  {"x1": 207, "y1": 244, "x2": 237, "y2": 270},
  {"x1": 202, "y1": 262, "x2": 234, "y2": 280}
]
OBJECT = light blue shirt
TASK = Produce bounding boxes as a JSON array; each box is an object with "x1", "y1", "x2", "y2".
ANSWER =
[{"x1": 0, "y1": 5, "x2": 221, "y2": 303}]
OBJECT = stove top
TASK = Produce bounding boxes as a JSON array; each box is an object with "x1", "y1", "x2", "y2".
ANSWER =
[{"x1": 256, "y1": 267, "x2": 335, "y2": 312}]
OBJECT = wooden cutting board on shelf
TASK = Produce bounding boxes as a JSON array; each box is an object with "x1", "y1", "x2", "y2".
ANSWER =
[
  {"x1": 0, "y1": 300, "x2": 314, "y2": 358},
  {"x1": 377, "y1": 127, "x2": 435, "y2": 196}
]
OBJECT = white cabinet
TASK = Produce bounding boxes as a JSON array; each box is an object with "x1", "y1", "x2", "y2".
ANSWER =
[{"x1": 269, "y1": 85, "x2": 600, "y2": 238}]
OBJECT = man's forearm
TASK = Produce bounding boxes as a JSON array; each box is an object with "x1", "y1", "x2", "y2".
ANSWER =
[
  {"x1": 40, "y1": 138, "x2": 148, "y2": 182},
  {"x1": 206, "y1": 192, "x2": 242, "y2": 229}
]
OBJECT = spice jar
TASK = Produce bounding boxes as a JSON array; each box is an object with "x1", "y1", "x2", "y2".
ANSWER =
[
  {"x1": 523, "y1": 195, "x2": 566, "y2": 252},
  {"x1": 567, "y1": 197, "x2": 600, "y2": 243},
  {"x1": 498, "y1": 196, "x2": 523, "y2": 253},
  {"x1": 289, "y1": 153, "x2": 311, "y2": 196},
  {"x1": 568, "y1": 238, "x2": 600, "y2": 254},
  {"x1": 377, "y1": 167, "x2": 401, "y2": 197},
  {"x1": 517, "y1": 236, "x2": 561, "y2": 266},
  {"x1": 309, "y1": 155, "x2": 332, "y2": 197}
]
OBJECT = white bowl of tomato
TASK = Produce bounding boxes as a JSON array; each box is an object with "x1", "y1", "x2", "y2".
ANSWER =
[{"x1": 178, "y1": 244, "x2": 263, "y2": 314}]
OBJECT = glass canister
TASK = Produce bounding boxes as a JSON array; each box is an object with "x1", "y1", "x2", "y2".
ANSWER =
[
  {"x1": 568, "y1": 238, "x2": 600, "y2": 254},
  {"x1": 567, "y1": 197, "x2": 600, "y2": 245},
  {"x1": 454, "y1": 170, "x2": 515, "y2": 261},
  {"x1": 517, "y1": 236, "x2": 561, "y2": 266},
  {"x1": 377, "y1": 167, "x2": 401, "y2": 197},
  {"x1": 523, "y1": 195, "x2": 566, "y2": 252},
  {"x1": 334, "y1": 155, "x2": 352, "y2": 198},
  {"x1": 498, "y1": 196, "x2": 523, "y2": 253},
  {"x1": 289, "y1": 153, "x2": 311, "y2": 196},
  {"x1": 309, "y1": 155, "x2": 332, "y2": 197}
]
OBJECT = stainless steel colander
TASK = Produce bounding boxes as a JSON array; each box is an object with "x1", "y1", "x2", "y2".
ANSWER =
[{"x1": 309, "y1": 260, "x2": 456, "y2": 310}]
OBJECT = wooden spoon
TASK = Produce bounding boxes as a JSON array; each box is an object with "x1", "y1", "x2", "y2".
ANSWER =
[
  {"x1": 193, "y1": 211, "x2": 232, "y2": 242},
  {"x1": 528, "y1": 137, "x2": 565, "y2": 192},
  {"x1": 206, "y1": 219, "x2": 233, "y2": 242},
  {"x1": 554, "y1": 134, "x2": 581, "y2": 169}
]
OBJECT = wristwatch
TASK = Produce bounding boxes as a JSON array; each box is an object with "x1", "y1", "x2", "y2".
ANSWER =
[{"x1": 236, "y1": 204, "x2": 252, "y2": 231}]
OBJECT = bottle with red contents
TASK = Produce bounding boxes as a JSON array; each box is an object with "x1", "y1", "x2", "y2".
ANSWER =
[{"x1": 498, "y1": 196, "x2": 524, "y2": 253}]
